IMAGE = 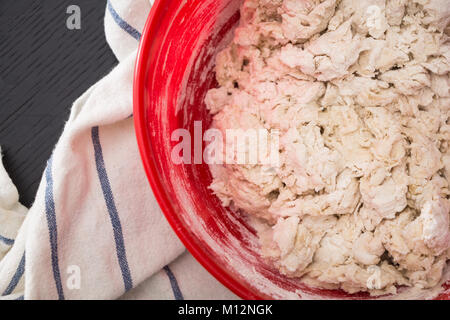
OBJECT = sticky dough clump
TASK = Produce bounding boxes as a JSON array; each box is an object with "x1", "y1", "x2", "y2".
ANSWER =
[{"x1": 206, "y1": 0, "x2": 450, "y2": 295}]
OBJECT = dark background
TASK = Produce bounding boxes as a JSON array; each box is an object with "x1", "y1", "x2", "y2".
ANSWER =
[{"x1": 0, "y1": 0, "x2": 117, "y2": 207}]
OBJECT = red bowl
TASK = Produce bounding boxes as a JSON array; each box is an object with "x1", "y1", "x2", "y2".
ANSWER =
[{"x1": 133, "y1": 0, "x2": 450, "y2": 300}]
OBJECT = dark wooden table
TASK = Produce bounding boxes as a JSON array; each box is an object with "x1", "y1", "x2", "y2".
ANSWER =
[{"x1": 0, "y1": 0, "x2": 118, "y2": 206}]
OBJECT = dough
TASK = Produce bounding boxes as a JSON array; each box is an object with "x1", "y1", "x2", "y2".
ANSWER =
[{"x1": 206, "y1": 0, "x2": 450, "y2": 295}]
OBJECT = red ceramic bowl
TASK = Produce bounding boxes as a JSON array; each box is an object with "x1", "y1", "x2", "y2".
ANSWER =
[{"x1": 134, "y1": 0, "x2": 450, "y2": 300}]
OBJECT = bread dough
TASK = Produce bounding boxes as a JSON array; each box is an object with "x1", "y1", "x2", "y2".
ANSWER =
[{"x1": 206, "y1": 0, "x2": 450, "y2": 295}]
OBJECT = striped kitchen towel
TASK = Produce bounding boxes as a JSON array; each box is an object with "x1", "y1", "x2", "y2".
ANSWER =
[{"x1": 0, "y1": 0, "x2": 238, "y2": 300}]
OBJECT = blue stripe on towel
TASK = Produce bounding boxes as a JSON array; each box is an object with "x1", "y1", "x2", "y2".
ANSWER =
[
  {"x1": 107, "y1": 0, "x2": 142, "y2": 41},
  {"x1": 163, "y1": 266, "x2": 184, "y2": 300},
  {"x1": 44, "y1": 157, "x2": 65, "y2": 300},
  {"x1": 2, "y1": 252, "x2": 25, "y2": 296},
  {"x1": 91, "y1": 126, "x2": 133, "y2": 292},
  {"x1": 0, "y1": 234, "x2": 14, "y2": 246}
]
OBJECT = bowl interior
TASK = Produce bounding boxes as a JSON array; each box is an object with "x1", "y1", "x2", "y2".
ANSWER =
[{"x1": 134, "y1": 0, "x2": 450, "y2": 300}]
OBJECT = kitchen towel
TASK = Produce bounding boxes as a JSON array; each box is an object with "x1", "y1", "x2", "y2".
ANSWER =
[{"x1": 0, "y1": 0, "x2": 237, "y2": 300}]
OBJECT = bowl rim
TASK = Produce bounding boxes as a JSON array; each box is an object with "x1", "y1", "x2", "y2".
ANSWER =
[{"x1": 133, "y1": 0, "x2": 262, "y2": 300}]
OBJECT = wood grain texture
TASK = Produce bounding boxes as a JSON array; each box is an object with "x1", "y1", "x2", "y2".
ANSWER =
[{"x1": 0, "y1": 0, "x2": 118, "y2": 206}]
